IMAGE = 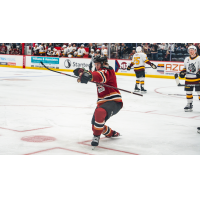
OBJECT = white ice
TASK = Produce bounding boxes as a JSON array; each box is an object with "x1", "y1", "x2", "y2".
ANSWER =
[{"x1": 0, "y1": 67, "x2": 200, "y2": 155}]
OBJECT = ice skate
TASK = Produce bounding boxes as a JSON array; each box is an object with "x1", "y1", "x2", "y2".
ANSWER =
[
  {"x1": 134, "y1": 84, "x2": 140, "y2": 92},
  {"x1": 141, "y1": 85, "x2": 147, "y2": 93},
  {"x1": 184, "y1": 103, "x2": 193, "y2": 112},
  {"x1": 91, "y1": 135, "x2": 100, "y2": 150},
  {"x1": 197, "y1": 127, "x2": 200, "y2": 134}
]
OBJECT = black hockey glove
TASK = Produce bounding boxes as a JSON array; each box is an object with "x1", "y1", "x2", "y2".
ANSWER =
[
  {"x1": 196, "y1": 71, "x2": 200, "y2": 78},
  {"x1": 78, "y1": 71, "x2": 92, "y2": 84},
  {"x1": 150, "y1": 63, "x2": 157, "y2": 69},
  {"x1": 127, "y1": 65, "x2": 131, "y2": 70},
  {"x1": 73, "y1": 68, "x2": 84, "y2": 76},
  {"x1": 179, "y1": 71, "x2": 186, "y2": 78}
]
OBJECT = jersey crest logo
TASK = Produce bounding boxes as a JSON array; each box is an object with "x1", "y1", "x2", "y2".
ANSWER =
[
  {"x1": 188, "y1": 63, "x2": 196, "y2": 72},
  {"x1": 97, "y1": 85, "x2": 105, "y2": 93}
]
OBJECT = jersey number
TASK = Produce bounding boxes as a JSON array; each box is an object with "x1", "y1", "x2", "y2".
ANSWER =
[{"x1": 134, "y1": 57, "x2": 140, "y2": 65}]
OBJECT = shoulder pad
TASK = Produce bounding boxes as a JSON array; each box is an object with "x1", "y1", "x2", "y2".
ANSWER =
[{"x1": 101, "y1": 65, "x2": 113, "y2": 70}]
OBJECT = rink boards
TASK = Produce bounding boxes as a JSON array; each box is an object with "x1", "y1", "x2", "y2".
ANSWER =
[{"x1": 0, "y1": 54, "x2": 185, "y2": 79}]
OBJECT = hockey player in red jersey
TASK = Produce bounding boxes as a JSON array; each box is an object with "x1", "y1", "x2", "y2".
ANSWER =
[{"x1": 73, "y1": 56, "x2": 123, "y2": 147}]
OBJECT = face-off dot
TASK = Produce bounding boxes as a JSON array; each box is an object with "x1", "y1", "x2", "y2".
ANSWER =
[{"x1": 21, "y1": 135, "x2": 56, "y2": 143}]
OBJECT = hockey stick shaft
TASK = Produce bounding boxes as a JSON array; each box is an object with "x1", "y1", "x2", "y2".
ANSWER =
[
  {"x1": 174, "y1": 73, "x2": 200, "y2": 86},
  {"x1": 168, "y1": 94, "x2": 200, "y2": 96},
  {"x1": 40, "y1": 62, "x2": 143, "y2": 96}
]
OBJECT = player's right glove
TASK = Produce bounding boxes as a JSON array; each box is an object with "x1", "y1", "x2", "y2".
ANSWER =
[
  {"x1": 73, "y1": 68, "x2": 84, "y2": 76},
  {"x1": 127, "y1": 65, "x2": 131, "y2": 70},
  {"x1": 179, "y1": 71, "x2": 186, "y2": 78},
  {"x1": 196, "y1": 70, "x2": 200, "y2": 78},
  {"x1": 150, "y1": 63, "x2": 157, "y2": 69}
]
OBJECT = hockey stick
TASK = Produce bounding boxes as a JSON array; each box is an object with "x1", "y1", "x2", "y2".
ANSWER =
[
  {"x1": 40, "y1": 62, "x2": 143, "y2": 96},
  {"x1": 168, "y1": 94, "x2": 199, "y2": 96},
  {"x1": 174, "y1": 73, "x2": 200, "y2": 87}
]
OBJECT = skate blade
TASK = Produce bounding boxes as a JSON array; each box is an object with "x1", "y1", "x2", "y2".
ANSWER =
[
  {"x1": 197, "y1": 130, "x2": 200, "y2": 134},
  {"x1": 92, "y1": 146, "x2": 96, "y2": 150},
  {"x1": 141, "y1": 91, "x2": 147, "y2": 94},
  {"x1": 134, "y1": 90, "x2": 140, "y2": 92},
  {"x1": 184, "y1": 109, "x2": 193, "y2": 112}
]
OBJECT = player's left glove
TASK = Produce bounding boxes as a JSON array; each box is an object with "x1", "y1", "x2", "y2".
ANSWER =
[
  {"x1": 196, "y1": 70, "x2": 200, "y2": 78},
  {"x1": 78, "y1": 71, "x2": 92, "y2": 84},
  {"x1": 150, "y1": 63, "x2": 157, "y2": 69},
  {"x1": 127, "y1": 65, "x2": 131, "y2": 70},
  {"x1": 73, "y1": 68, "x2": 84, "y2": 76}
]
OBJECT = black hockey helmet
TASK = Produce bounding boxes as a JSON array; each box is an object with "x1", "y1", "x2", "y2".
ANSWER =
[{"x1": 93, "y1": 56, "x2": 108, "y2": 64}]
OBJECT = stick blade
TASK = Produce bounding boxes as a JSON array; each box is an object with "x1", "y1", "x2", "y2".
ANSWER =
[{"x1": 174, "y1": 73, "x2": 180, "y2": 86}]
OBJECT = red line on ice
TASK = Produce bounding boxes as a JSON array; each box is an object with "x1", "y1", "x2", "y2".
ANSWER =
[
  {"x1": 0, "y1": 126, "x2": 52, "y2": 132},
  {"x1": 24, "y1": 147, "x2": 93, "y2": 155},
  {"x1": 79, "y1": 138, "x2": 139, "y2": 155}
]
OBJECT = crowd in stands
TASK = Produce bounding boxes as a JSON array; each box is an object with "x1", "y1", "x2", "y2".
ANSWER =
[{"x1": 1, "y1": 43, "x2": 200, "y2": 61}]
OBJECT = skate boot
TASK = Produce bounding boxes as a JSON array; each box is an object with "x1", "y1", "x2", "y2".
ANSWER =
[
  {"x1": 134, "y1": 84, "x2": 140, "y2": 92},
  {"x1": 197, "y1": 127, "x2": 200, "y2": 134},
  {"x1": 141, "y1": 85, "x2": 147, "y2": 93},
  {"x1": 91, "y1": 135, "x2": 100, "y2": 147},
  {"x1": 184, "y1": 103, "x2": 193, "y2": 112}
]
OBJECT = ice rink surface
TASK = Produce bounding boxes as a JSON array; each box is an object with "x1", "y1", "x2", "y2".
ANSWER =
[{"x1": 0, "y1": 67, "x2": 200, "y2": 155}]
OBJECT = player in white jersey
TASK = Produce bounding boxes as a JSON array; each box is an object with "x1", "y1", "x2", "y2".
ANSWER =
[
  {"x1": 77, "y1": 44, "x2": 86, "y2": 57},
  {"x1": 127, "y1": 46, "x2": 157, "y2": 93},
  {"x1": 101, "y1": 45, "x2": 107, "y2": 57},
  {"x1": 89, "y1": 49, "x2": 95, "y2": 71},
  {"x1": 66, "y1": 43, "x2": 73, "y2": 56},
  {"x1": 179, "y1": 45, "x2": 200, "y2": 112}
]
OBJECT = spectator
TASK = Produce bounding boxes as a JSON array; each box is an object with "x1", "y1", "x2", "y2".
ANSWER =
[
  {"x1": 73, "y1": 49, "x2": 78, "y2": 57},
  {"x1": 46, "y1": 48, "x2": 53, "y2": 56},
  {"x1": 9, "y1": 47, "x2": 15, "y2": 55},
  {"x1": 15, "y1": 46, "x2": 21, "y2": 55},
  {"x1": 150, "y1": 43, "x2": 158, "y2": 60},
  {"x1": 48, "y1": 43, "x2": 54, "y2": 51},
  {"x1": 101, "y1": 45, "x2": 107, "y2": 57},
  {"x1": 72, "y1": 43, "x2": 77, "y2": 51},
  {"x1": 128, "y1": 49, "x2": 136, "y2": 59},
  {"x1": 77, "y1": 44, "x2": 86, "y2": 58},
  {"x1": 60, "y1": 45, "x2": 66, "y2": 57},
  {"x1": 38, "y1": 43, "x2": 46, "y2": 56},
  {"x1": 88, "y1": 43, "x2": 95, "y2": 57},
  {"x1": 33, "y1": 44, "x2": 39, "y2": 56},
  {"x1": 143, "y1": 43, "x2": 150, "y2": 57},
  {"x1": 66, "y1": 43, "x2": 73, "y2": 56},
  {"x1": 88, "y1": 49, "x2": 95, "y2": 59},
  {"x1": 53, "y1": 48, "x2": 59, "y2": 57},
  {"x1": 0, "y1": 43, "x2": 7, "y2": 54},
  {"x1": 110, "y1": 44, "x2": 117, "y2": 58},
  {"x1": 197, "y1": 43, "x2": 200, "y2": 55},
  {"x1": 95, "y1": 49, "x2": 101, "y2": 56}
]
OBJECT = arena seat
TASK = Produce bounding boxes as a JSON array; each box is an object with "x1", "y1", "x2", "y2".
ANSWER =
[
  {"x1": 176, "y1": 53, "x2": 183, "y2": 58},
  {"x1": 177, "y1": 58, "x2": 184, "y2": 62},
  {"x1": 172, "y1": 58, "x2": 177, "y2": 61},
  {"x1": 158, "y1": 53, "x2": 163, "y2": 57},
  {"x1": 171, "y1": 53, "x2": 176, "y2": 58},
  {"x1": 158, "y1": 57, "x2": 163, "y2": 61}
]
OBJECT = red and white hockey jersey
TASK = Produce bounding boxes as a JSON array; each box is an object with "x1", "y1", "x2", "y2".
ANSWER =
[{"x1": 90, "y1": 66, "x2": 123, "y2": 106}]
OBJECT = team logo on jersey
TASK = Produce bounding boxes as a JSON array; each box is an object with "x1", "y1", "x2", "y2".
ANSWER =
[
  {"x1": 188, "y1": 63, "x2": 196, "y2": 72},
  {"x1": 121, "y1": 62, "x2": 127, "y2": 70},
  {"x1": 64, "y1": 59, "x2": 71, "y2": 68},
  {"x1": 97, "y1": 85, "x2": 105, "y2": 93}
]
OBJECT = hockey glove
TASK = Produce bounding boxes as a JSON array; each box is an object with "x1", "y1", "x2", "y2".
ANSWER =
[
  {"x1": 78, "y1": 71, "x2": 92, "y2": 84},
  {"x1": 179, "y1": 71, "x2": 186, "y2": 78},
  {"x1": 73, "y1": 68, "x2": 84, "y2": 76},
  {"x1": 127, "y1": 65, "x2": 131, "y2": 70},
  {"x1": 150, "y1": 63, "x2": 157, "y2": 69},
  {"x1": 196, "y1": 71, "x2": 200, "y2": 78}
]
